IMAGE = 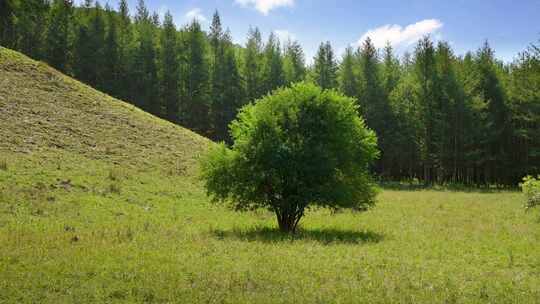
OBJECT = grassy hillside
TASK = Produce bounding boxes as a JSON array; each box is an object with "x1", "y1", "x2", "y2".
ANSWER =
[{"x1": 1, "y1": 48, "x2": 539, "y2": 303}]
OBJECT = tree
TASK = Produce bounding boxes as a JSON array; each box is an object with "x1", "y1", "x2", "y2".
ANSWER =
[
  {"x1": 0, "y1": 0, "x2": 17, "y2": 48},
  {"x1": 201, "y1": 83, "x2": 379, "y2": 233},
  {"x1": 262, "y1": 32, "x2": 285, "y2": 93},
  {"x1": 244, "y1": 27, "x2": 264, "y2": 102},
  {"x1": 313, "y1": 41, "x2": 338, "y2": 89},
  {"x1": 358, "y1": 37, "x2": 395, "y2": 177},
  {"x1": 16, "y1": 0, "x2": 50, "y2": 59},
  {"x1": 283, "y1": 40, "x2": 306, "y2": 84},
  {"x1": 44, "y1": 0, "x2": 73, "y2": 72},
  {"x1": 159, "y1": 11, "x2": 180, "y2": 122},
  {"x1": 339, "y1": 46, "x2": 359, "y2": 98},
  {"x1": 102, "y1": 4, "x2": 120, "y2": 96},
  {"x1": 132, "y1": 0, "x2": 159, "y2": 115},
  {"x1": 212, "y1": 31, "x2": 245, "y2": 142},
  {"x1": 413, "y1": 36, "x2": 440, "y2": 184},
  {"x1": 181, "y1": 20, "x2": 211, "y2": 134}
]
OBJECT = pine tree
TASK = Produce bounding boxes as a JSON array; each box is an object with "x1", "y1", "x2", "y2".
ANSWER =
[
  {"x1": 16, "y1": 0, "x2": 50, "y2": 59},
  {"x1": 244, "y1": 27, "x2": 264, "y2": 102},
  {"x1": 313, "y1": 41, "x2": 338, "y2": 89},
  {"x1": 283, "y1": 40, "x2": 306, "y2": 84},
  {"x1": 181, "y1": 20, "x2": 211, "y2": 134},
  {"x1": 213, "y1": 31, "x2": 245, "y2": 142},
  {"x1": 475, "y1": 41, "x2": 511, "y2": 184},
  {"x1": 117, "y1": 0, "x2": 133, "y2": 102},
  {"x1": 358, "y1": 37, "x2": 396, "y2": 177},
  {"x1": 44, "y1": 0, "x2": 73, "y2": 72},
  {"x1": 413, "y1": 36, "x2": 441, "y2": 184},
  {"x1": 132, "y1": 0, "x2": 159, "y2": 115},
  {"x1": 102, "y1": 4, "x2": 120, "y2": 96},
  {"x1": 339, "y1": 46, "x2": 359, "y2": 98},
  {"x1": 0, "y1": 0, "x2": 17, "y2": 48},
  {"x1": 159, "y1": 11, "x2": 180, "y2": 123},
  {"x1": 262, "y1": 33, "x2": 285, "y2": 93}
]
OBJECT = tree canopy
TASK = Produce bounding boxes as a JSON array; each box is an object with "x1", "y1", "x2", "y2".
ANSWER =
[{"x1": 201, "y1": 83, "x2": 379, "y2": 233}]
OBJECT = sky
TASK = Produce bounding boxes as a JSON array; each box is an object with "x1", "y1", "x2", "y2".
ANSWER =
[{"x1": 91, "y1": 0, "x2": 540, "y2": 63}]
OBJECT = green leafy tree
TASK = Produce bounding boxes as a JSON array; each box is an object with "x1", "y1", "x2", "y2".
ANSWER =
[{"x1": 201, "y1": 83, "x2": 379, "y2": 233}]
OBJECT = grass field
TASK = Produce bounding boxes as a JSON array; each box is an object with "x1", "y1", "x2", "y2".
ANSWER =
[{"x1": 1, "y1": 47, "x2": 540, "y2": 303}]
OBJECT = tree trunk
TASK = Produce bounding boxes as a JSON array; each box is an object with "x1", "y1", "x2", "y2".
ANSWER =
[{"x1": 275, "y1": 208, "x2": 304, "y2": 234}]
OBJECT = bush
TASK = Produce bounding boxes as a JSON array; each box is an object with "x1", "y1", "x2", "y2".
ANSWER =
[
  {"x1": 201, "y1": 83, "x2": 379, "y2": 233},
  {"x1": 521, "y1": 176, "x2": 540, "y2": 211}
]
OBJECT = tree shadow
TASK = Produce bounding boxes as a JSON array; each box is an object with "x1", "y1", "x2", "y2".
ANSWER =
[{"x1": 212, "y1": 226, "x2": 384, "y2": 245}]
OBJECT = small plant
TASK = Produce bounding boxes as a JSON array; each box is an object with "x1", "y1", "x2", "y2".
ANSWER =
[
  {"x1": 521, "y1": 175, "x2": 540, "y2": 211},
  {"x1": 108, "y1": 183, "x2": 121, "y2": 194},
  {"x1": 0, "y1": 159, "x2": 7, "y2": 171}
]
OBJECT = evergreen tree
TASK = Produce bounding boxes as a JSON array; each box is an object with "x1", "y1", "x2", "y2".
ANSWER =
[
  {"x1": 213, "y1": 31, "x2": 245, "y2": 142},
  {"x1": 117, "y1": 0, "x2": 133, "y2": 102},
  {"x1": 413, "y1": 36, "x2": 441, "y2": 184},
  {"x1": 16, "y1": 0, "x2": 50, "y2": 59},
  {"x1": 0, "y1": 0, "x2": 17, "y2": 48},
  {"x1": 283, "y1": 40, "x2": 306, "y2": 84},
  {"x1": 313, "y1": 41, "x2": 338, "y2": 89},
  {"x1": 262, "y1": 33, "x2": 285, "y2": 93},
  {"x1": 339, "y1": 46, "x2": 359, "y2": 98},
  {"x1": 244, "y1": 27, "x2": 264, "y2": 102},
  {"x1": 159, "y1": 11, "x2": 180, "y2": 123},
  {"x1": 44, "y1": 0, "x2": 73, "y2": 72},
  {"x1": 132, "y1": 0, "x2": 159, "y2": 115},
  {"x1": 475, "y1": 41, "x2": 511, "y2": 184},
  {"x1": 102, "y1": 4, "x2": 120, "y2": 96},
  {"x1": 358, "y1": 37, "x2": 396, "y2": 177},
  {"x1": 181, "y1": 20, "x2": 211, "y2": 134}
]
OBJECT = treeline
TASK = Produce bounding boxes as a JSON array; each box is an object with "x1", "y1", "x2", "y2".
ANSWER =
[{"x1": 1, "y1": 0, "x2": 539, "y2": 185}]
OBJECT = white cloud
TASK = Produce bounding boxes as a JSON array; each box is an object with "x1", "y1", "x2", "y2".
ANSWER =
[
  {"x1": 357, "y1": 19, "x2": 443, "y2": 49},
  {"x1": 274, "y1": 30, "x2": 296, "y2": 43},
  {"x1": 235, "y1": 0, "x2": 294, "y2": 15},
  {"x1": 185, "y1": 8, "x2": 207, "y2": 23}
]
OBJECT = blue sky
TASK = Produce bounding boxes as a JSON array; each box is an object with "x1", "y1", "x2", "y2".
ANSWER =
[{"x1": 95, "y1": 0, "x2": 540, "y2": 63}]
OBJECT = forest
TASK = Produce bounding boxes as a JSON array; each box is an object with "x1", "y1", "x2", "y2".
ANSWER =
[{"x1": 1, "y1": 0, "x2": 539, "y2": 186}]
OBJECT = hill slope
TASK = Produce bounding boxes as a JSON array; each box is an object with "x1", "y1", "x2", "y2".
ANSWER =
[{"x1": 0, "y1": 47, "x2": 209, "y2": 170}]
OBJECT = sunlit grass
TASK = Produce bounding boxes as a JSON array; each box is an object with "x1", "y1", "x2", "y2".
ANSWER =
[{"x1": 1, "y1": 151, "x2": 538, "y2": 303}]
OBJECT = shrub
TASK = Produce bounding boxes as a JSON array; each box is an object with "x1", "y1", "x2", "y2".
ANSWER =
[
  {"x1": 201, "y1": 83, "x2": 379, "y2": 233},
  {"x1": 521, "y1": 176, "x2": 540, "y2": 211}
]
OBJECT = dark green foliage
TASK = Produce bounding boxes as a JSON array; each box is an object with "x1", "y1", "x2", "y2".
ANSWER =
[
  {"x1": 44, "y1": 0, "x2": 73, "y2": 72},
  {"x1": 181, "y1": 20, "x2": 211, "y2": 134},
  {"x1": 159, "y1": 11, "x2": 180, "y2": 123},
  {"x1": 201, "y1": 83, "x2": 379, "y2": 233},
  {"x1": 0, "y1": 0, "x2": 17, "y2": 48}
]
